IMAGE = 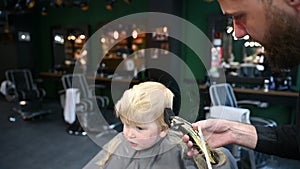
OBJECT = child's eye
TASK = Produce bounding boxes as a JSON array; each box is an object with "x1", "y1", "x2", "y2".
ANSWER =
[{"x1": 136, "y1": 126, "x2": 144, "y2": 130}]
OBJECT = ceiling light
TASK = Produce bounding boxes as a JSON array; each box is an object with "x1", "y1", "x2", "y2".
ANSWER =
[
  {"x1": 15, "y1": 1, "x2": 23, "y2": 11},
  {"x1": 163, "y1": 26, "x2": 168, "y2": 33},
  {"x1": 79, "y1": 34, "x2": 86, "y2": 39},
  {"x1": 242, "y1": 35, "x2": 250, "y2": 40},
  {"x1": 18, "y1": 32, "x2": 31, "y2": 42},
  {"x1": 226, "y1": 26, "x2": 233, "y2": 34},
  {"x1": 67, "y1": 35, "x2": 76, "y2": 41},
  {"x1": 113, "y1": 30, "x2": 119, "y2": 39},
  {"x1": 105, "y1": 0, "x2": 116, "y2": 11},
  {"x1": 55, "y1": 0, "x2": 64, "y2": 6},
  {"x1": 26, "y1": 0, "x2": 36, "y2": 9},
  {"x1": 80, "y1": 1, "x2": 89, "y2": 11},
  {"x1": 54, "y1": 34, "x2": 64, "y2": 44},
  {"x1": 41, "y1": 6, "x2": 48, "y2": 16},
  {"x1": 100, "y1": 37, "x2": 106, "y2": 43},
  {"x1": 256, "y1": 65, "x2": 264, "y2": 71},
  {"x1": 132, "y1": 29, "x2": 138, "y2": 39},
  {"x1": 124, "y1": 0, "x2": 131, "y2": 4}
]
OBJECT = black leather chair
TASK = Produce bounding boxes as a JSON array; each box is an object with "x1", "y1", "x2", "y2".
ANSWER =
[{"x1": 5, "y1": 69, "x2": 51, "y2": 120}]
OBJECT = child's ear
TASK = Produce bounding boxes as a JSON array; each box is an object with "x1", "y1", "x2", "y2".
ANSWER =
[{"x1": 159, "y1": 126, "x2": 168, "y2": 138}]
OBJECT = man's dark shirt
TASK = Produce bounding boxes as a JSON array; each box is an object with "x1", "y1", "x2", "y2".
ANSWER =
[{"x1": 254, "y1": 91, "x2": 300, "y2": 160}]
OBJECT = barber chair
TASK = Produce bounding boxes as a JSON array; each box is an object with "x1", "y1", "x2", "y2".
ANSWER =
[
  {"x1": 59, "y1": 74, "x2": 121, "y2": 136},
  {"x1": 5, "y1": 69, "x2": 51, "y2": 121},
  {"x1": 207, "y1": 83, "x2": 277, "y2": 169},
  {"x1": 208, "y1": 105, "x2": 256, "y2": 169},
  {"x1": 140, "y1": 68, "x2": 181, "y2": 115}
]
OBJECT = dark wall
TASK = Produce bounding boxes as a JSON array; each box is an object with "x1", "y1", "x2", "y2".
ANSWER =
[
  {"x1": 0, "y1": 33, "x2": 17, "y2": 81},
  {"x1": 0, "y1": 12, "x2": 39, "y2": 81},
  {"x1": 14, "y1": 13, "x2": 38, "y2": 71}
]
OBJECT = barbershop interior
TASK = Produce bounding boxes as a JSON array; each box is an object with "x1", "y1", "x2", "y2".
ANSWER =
[{"x1": 1, "y1": 0, "x2": 300, "y2": 169}]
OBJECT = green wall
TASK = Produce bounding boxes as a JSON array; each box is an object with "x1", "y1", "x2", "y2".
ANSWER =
[{"x1": 182, "y1": 1, "x2": 222, "y2": 81}]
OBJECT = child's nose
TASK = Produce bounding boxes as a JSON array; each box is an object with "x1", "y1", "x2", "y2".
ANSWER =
[{"x1": 124, "y1": 125, "x2": 135, "y2": 138}]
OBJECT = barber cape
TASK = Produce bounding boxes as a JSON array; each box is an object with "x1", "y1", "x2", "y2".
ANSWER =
[{"x1": 83, "y1": 131, "x2": 237, "y2": 169}]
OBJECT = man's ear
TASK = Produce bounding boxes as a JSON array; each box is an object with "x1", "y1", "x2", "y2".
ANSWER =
[{"x1": 286, "y1": 0, "x2": 300, "y2": 11}]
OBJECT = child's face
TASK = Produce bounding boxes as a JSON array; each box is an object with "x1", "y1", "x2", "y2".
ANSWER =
[{"x1": 122, "y1": 120, "x2": 167, "y2": 151}]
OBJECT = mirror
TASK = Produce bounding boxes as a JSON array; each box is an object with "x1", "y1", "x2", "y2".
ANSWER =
[{"x1": 51, "y1": 24, "x2": 89, "y2": 73}]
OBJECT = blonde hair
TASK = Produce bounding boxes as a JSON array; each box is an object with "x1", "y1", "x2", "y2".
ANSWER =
[{"x1": 115, "y1": 81, "x2": 174, "y2": 128}]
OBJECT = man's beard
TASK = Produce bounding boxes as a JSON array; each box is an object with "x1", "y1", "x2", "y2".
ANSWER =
[{"x1": 262, "y1": 6, "x2": 300, "y2": 71}]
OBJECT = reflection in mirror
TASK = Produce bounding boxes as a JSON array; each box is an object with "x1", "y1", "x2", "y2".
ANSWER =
[
  {"x1": 208, "y1": 14, "x2": 270, "y2": 79},
  {"x1": 97, "y1": 22, "x2": 147, "y2": 79},
  {"x1": 207, "y1": 13, "x2": 228, "y2": 78},
  {"x1": 208, "y1": 14, "x2": 297, "y2": 91},
  {"x1": 51, "y1": 25, "x2": 89, "y2": 73}
]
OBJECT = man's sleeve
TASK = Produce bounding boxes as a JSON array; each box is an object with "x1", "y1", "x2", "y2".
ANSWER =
[{"x1": 254, "y1": 125, "x2": 300, "y2": 160}]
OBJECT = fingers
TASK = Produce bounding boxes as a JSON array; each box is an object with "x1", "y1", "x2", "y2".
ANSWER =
[
  {"x1": 187, "y1": 151, "x2": 194, "y2": 156},
  {"x1": 182, "y1": 134, "x2": 189, "y2": 143},
  {"x1": 192, "y1": 122, "x2": 200, "y2": 130},
  {"x1": 182, "y1": 135, "x2": 195, "y2": 147},
  {"x1": 187, "y1": 140, "x2": 194, "y2": 148},
  {"x1": 182, "y1": 134, "x2": 200, "y2": 156},
  {"x1": 187, "y1": 148, "x2": 199, "y2": 156},
  {"x1": 183, "y1": 120, "x2": 216, "y2": 157}
]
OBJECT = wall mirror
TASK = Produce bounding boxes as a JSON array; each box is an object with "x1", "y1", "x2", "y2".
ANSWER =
[
  {"x1": 51, "y1": 24, "x2": 89, "y2": 73},
  {"x1": 207, "y1": 13, "x2": 268, "y2": 79}
]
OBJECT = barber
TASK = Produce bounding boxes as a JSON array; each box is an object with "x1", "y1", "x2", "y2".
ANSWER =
[{"x1": 183, "y1": 0, "x2": 300, "y2": 160}]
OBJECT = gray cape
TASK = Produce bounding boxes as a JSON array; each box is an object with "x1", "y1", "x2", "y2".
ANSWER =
[{"x1": 83, "y1": 132, "x2": 237, "y2": 169}]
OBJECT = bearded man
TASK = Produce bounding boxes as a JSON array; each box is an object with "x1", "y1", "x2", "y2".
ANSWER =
[{"x1": 183, "y1": 0, "x2": 300, "y2": 160}]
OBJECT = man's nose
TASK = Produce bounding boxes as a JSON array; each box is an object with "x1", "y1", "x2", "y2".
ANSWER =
[{"x1": 233, "y1": 19, "x2": 248, "y2": 38}]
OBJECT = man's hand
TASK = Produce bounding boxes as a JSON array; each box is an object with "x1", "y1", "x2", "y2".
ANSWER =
[
  {"x1": 182, "y1": 119, "x2": 257, "y2": 156},
  {"x1": 182, "y1": 119, "x2": 232, "y2": 156}
]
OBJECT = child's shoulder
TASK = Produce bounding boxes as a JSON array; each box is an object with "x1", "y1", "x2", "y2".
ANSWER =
[{"x1": 102, "y1": 132, "x2": 125, "y2": 152}]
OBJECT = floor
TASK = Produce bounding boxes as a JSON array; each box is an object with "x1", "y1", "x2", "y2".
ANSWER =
[
  {"x1": 0, "y1": 97, "x2": 300, "y2": 169},
  {"x1": 0, "y1": 98, "x2": 100, "y2": 169}
]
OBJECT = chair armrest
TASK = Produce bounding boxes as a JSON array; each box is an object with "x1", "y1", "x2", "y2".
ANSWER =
[
  {"x1": 32, "y1": 78, "x2": 44, "y2": 90},
  {"x1": 34, "y1": 78, "x2": 44, "y2": 84},
  {"x1": 77, "y1": 98, "x2": 94, "y2": 112},
  {"x1": 250, "y1": 117, "x2": 277, "y2": 127},
  {"x1": 38, "y1": 88, "x2": 46, "y2": 98},
  {"x1": 96, "y1": 96, "x2": 110, "y2": 108},
  {"x1": 94, "y1": 84, "x2": 106, "y2": 89},
  {"x1": 208, "y1": 105, "x2": 251, "y2": 124},
  {"x1": 58, "y1": 89, "x2": 66, "y2": 95},
  {"x1": 88, "y1": 84, "x2": 106, "y2": 89},
  {"x1": 58, "y1": 89, "x2": 66, "y2": 108},
  {"x1": 237, "y1": 100, "x2": 268, "y2": 108},
  {"x1": 88, "y1": 84, "x2": 106, "y2": 93}
]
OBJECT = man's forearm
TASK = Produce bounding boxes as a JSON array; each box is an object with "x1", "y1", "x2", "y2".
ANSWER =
[{"x1": 229, "y1": 121, "x2": 258, "y2": 149}]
